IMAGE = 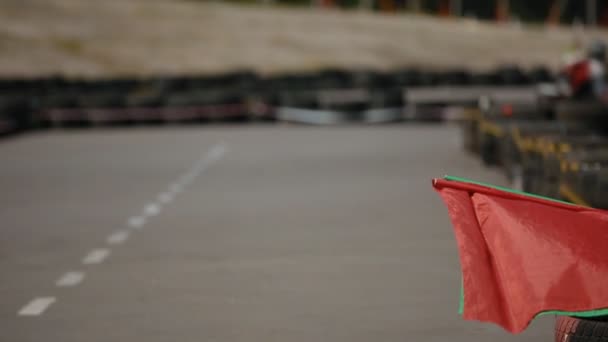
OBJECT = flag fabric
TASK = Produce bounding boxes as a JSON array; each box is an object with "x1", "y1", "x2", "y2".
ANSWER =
[{"x1": 433, "y1": 176, "x2": 608, "y2": 334}]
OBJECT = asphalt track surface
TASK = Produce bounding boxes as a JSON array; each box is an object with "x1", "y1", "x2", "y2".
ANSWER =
[{"x1": 0, "y1": 124, "x2": 553, "y2": 342}]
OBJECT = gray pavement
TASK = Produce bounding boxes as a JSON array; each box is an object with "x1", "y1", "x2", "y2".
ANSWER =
[{"x1": 0, "y1": 124, "x2": 553, "y2": 341}]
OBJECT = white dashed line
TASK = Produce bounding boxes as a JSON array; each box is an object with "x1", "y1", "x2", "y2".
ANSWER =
[
  {"x1": 207, "y1": 143, "x2": 227, "y2": 162},
  {"x1": 17, "y1": 143, "x2": 229, "y2": 319},
  {"x1": 82, "y1": 248, "x2": 110, "y2": 265},
  {"x1": 158, "y1": 192, "x2": 173, "y2": 204},
  {"x1": 176, "y1": 180, "x2": 190, "y2": 188},
  {"x1": 107, "y1": 230, "x2": 129, "y2": 245},
  {"x1": 169, "y1": 183, "x2": 183, "y2": 193},
  {"x1": 180, "y1": 174, "x2": 195, "y2": 185},
  {"x1": 144, "y1": 203, "x2": 160, "y2": 217},
  {"x1": 56, "y1": 271, "x2": 85, "y2": 287},
  {"x1": 191, "y1": 166, "x2": 205, "y2": 175},
  {"x1": 176, "y1": 144, "x2": 227, "y2": 188},
  {"x1": 128, "y1": 216, "x2": 145, "y2": 229},
  {"x1": 18, "y1": 297, "x2": 56, "y2": 316}
]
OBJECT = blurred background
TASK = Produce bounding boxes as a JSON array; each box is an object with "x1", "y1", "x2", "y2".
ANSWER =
[{"x1": 1, "y1": 1, "x2": 607, "y2": 341}]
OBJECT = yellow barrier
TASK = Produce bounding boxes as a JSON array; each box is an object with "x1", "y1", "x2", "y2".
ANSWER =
[
  {"x1": 559, "y1": 183, "x2": 591, "y2": 207},
  {"x1": 462, "y1": 108, "x2": 482, "y2": 121},
  {"x1": 479, "y1": 119, "x2": 504, "y2": 138}
]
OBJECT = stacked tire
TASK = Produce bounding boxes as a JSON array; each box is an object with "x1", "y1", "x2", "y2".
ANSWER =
[{"x1": 555, "y1": 316, "x2": 608, "y2": 342}]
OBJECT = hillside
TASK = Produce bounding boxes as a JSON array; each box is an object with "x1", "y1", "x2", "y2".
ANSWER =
[{"x1": 0, "y1": 0, "x2": 605, "y2": 77}]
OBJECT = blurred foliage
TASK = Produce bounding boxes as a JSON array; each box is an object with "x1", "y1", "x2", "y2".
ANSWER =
[{"x1": 219, "y1": 0, "x2": 608, "y2": 24}]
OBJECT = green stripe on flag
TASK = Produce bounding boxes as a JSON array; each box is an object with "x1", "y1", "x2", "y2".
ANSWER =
[
  {"x1": 443, "y1": 175, "x2": 577, "y2": 206},
  {"x1": 537, "y1": 308, "x2": 608, "y2": 318},
  {"x1": 459, "y1": 277, "x2": 464, "y2": 315}
]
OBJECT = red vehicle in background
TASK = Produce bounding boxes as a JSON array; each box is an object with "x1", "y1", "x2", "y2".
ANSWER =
[{"x1": 559, "y1": 40, "x2": 608, "y2": 101}]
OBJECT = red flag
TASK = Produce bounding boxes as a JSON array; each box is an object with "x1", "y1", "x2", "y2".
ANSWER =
[{"x1": 433, "y1": 176, "x2": 608, "y2": 334}]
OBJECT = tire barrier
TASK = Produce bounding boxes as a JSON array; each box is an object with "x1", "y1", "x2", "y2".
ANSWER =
[
  {"x1": 555, "y1": 315, "x2": 608, "y2": 342},
  {"x1": 0, "y1": 65, "x2": 556, "y2": 135},
  {"x1": 0, "y1": 115, "x2": 17, "y2": 136},
  {"x1": 461, "y1": 92, "x2": 608, "y2": 212},
  {"x1": 461, "y1": 100, "x2": 608, "y2": 336},
  {"x1": 0, "y1": 95, "x2": 34, "y2": 136}
]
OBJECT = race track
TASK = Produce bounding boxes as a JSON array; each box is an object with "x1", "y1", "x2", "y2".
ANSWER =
[{"x1": 0, "y1": 124, "x2": 553, "y2": 341}]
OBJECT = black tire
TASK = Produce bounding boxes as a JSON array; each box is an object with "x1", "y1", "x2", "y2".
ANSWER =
[
  {"x1": 266, "y1": 73, "x2": 318, "y2": 92},
  {"x1": 555, "y1": 316, "x2": 608, "y2": 342},
  {"x1": 496, "y1": 65, "x2": 530, "y2": 85},
  {"x1": 0, "y1": 96, "x2": 34, "y2": 131},
  {"x1": 369, "y1": 87, "x2": 403, "y2": 108},
  {"x1": 190, "y1": 70, "x2": 259, "y2": 90},
  {"x1": 353, "y1": 70, "x2": 385, "y2": 88},
  {"x1": 480, "y1": 133, "x2": 499, "y2": 166},
  {"x1": 0, "y1": 114, "x2": 17, "y2": 136},
  {"x1": 278, "y1": 90, "x2": 319, "y2": 109},
  {"x1": 437, "y1": 69, "x2": 472, "y2": 85},
  {"x1": 78, "y1": 93, "x2": 125, "y2": 108},
  {"x1": 166, "y1": 88, "x2": 244, "y2": 107},
  {"x1": 317, "y1": 69, "x2": 353, "y2": 89},
  {"x1": 393, "y1": 69, "x2": 435, "y2": 86},
  {"x1": 126, "y1": 87, "x2": 165, "y2": 108},
  {"x1": 470, "y1": 72, "x2": 501, "y2": 85},
  {"x1": 529, "y1": 66, "x2": 555, "y2": 83}
]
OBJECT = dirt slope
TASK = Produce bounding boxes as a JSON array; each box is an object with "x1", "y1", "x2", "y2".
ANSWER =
[{"x1": 0, "y1": 0, "x2": 604, "y2": 77}]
